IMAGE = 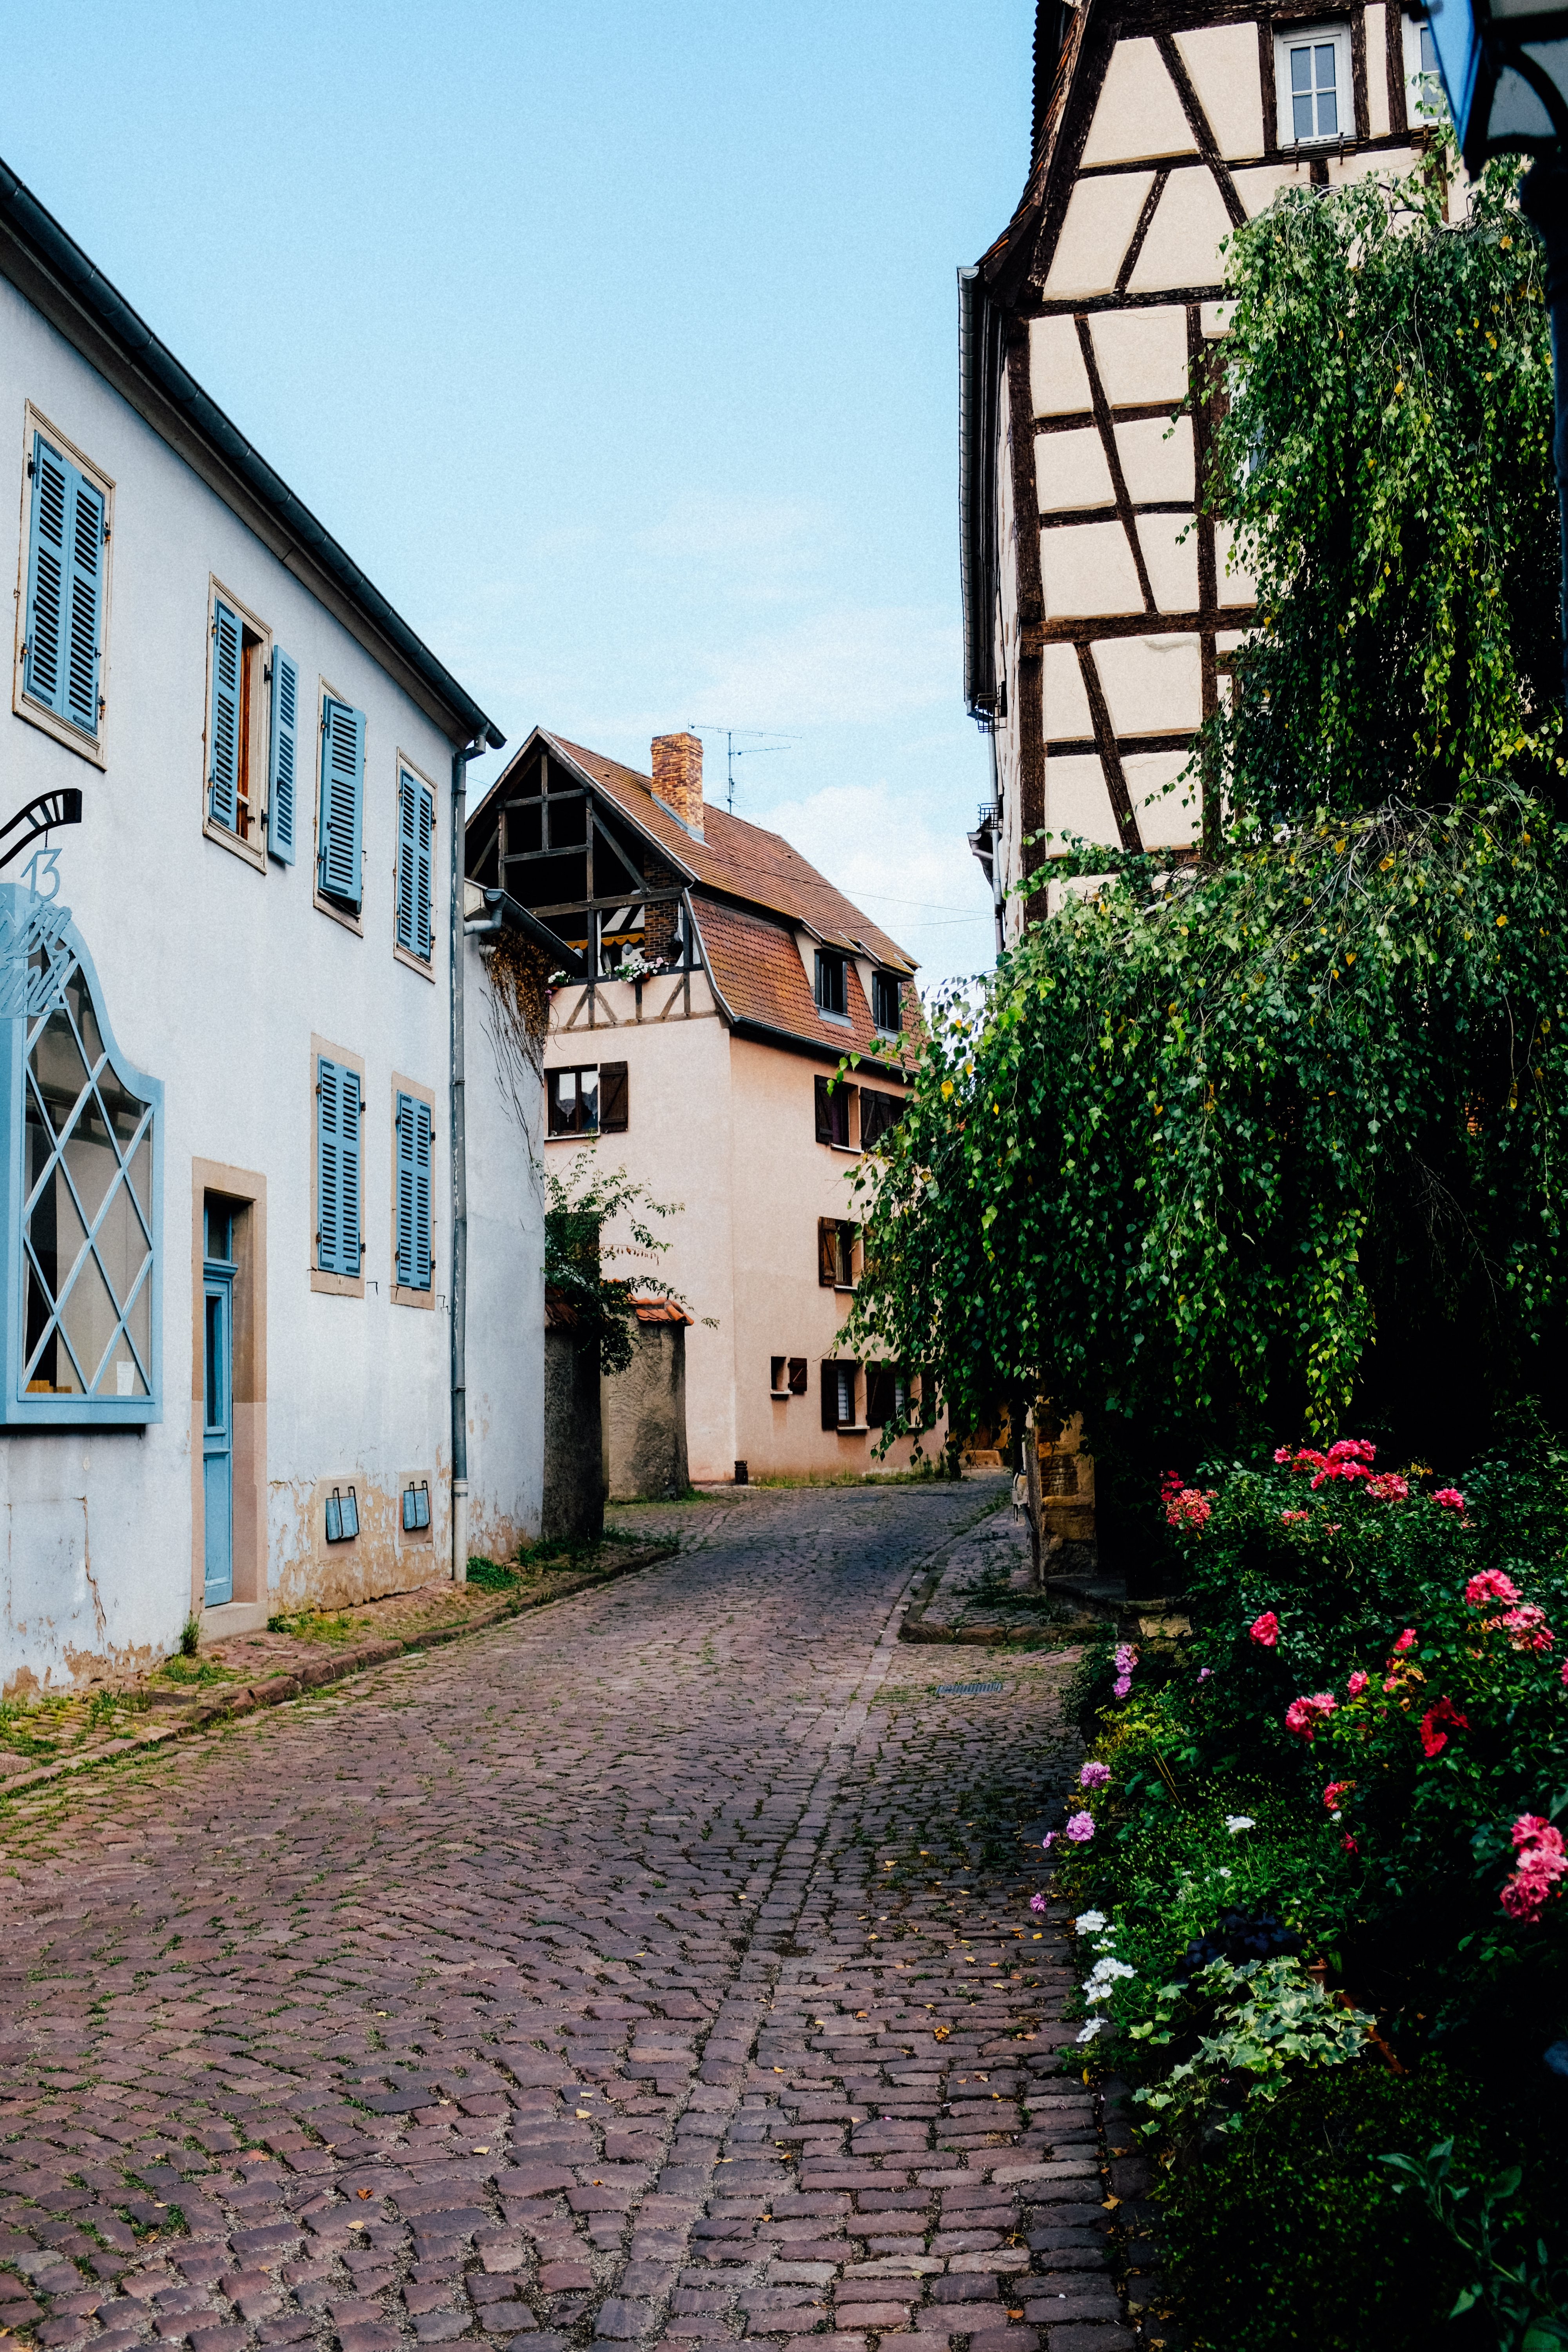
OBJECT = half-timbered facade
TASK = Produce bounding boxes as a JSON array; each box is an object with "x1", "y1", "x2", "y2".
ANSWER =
[
  {"x1": 964, "y1": 0, "x2": 1442, "y2": 935},
  {"x1": 465, "y1": 731, "x2": 942, "y2": 1484}
]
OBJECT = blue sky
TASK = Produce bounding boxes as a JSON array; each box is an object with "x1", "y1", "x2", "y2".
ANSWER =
[{"x1": 1, "y1": 1, "x2": 1032, "y2": 984}]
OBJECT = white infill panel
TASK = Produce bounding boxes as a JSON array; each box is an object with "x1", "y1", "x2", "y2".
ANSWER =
[
  {"x1": 1044, "y1": 173, "x2": 1157, "y2": 301},
  {"x1": 1036, "y1": 429, "x2": 1115, "y2": 512},
  {"x1": 1201, "y1": 300, "x2": 1237, "y2": 338},
  {"x1": 1088, "y1": 307, "x2": 1190, "y2": 406},
  {"x1": 1137, "y1": 516, "x2": 1201, "y2": 612},
  {"x1": 1045, "y1": 755, "x2": 1125, "y2": 850},
  {"x1": 1365, "y1": 3, "x2": 1392, "y2": 134},
  {"x1": 1115, "y1": 414, "x2": 1195, "y2": 505},
  {"x1": 1096, "y1": 633, "x2": 1203, "y2": 735},
  {"x1": 1043, "y1": 643, "x2": 1095, "y2": 739},
  {"x1": 1041, "y1": 523, "x2": 1146, "y2": 619},
  {"x1": 1081, "y1": 39, "x2": 1200, "y2": 164},
  {"x1": 1234, "y1": 162, "x2": 1313, "y2": 215},
  {"x1": 1030, "y1": 316, "x2": 1094, "y2": 416},
  {"x1": 1214, "y1": 524, "x2": 1259, "y2": 606},
  {"x1": 1172, "y1": 24, "x2": 1268, "y2": 158},
  {"x1": 1128, "y1": 751, "x2": 1201, "y2": 848},
  {"x1": 1126, "y1": 167, "x2": 1236, "y2": 293},
  {"x1": 1330, "y1": 146, "x2": 1415, "y2": 185}
]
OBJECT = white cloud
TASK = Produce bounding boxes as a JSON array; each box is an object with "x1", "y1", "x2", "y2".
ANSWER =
[
  {"x1": 764, "y1": 776, "x2": 996, "y2": 986},
  {"x1": 694, "y1": 606, "x2": 960, "y2": 728}
]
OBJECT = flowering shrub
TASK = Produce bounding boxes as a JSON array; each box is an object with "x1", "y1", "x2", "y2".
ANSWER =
[
  {"x1": 1131, "y1": 1956, "x2": 1374, "y2": 2143},
  {"x1": 1501, "y1": 1815, "x2": 1568, "y2": 1922},
  {"x1": 1285, "y1": 1691, "x2": 1338, "y2": 1740}
]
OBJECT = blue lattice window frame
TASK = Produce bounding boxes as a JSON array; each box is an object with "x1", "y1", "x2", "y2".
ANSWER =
[{"x1": 0, "y1": 885, "x2": 163, "y2": 1426}]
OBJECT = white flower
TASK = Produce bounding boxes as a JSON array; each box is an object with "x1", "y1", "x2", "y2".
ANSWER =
[
  {"x1": 1218, "y1": 1867, "x2": 1232, "y2": 1879},
  {"x1": 1225, "y1": 1815, "x2": 1256, "y2": 1835},
  {"x1": 1074, "y1": 1910, "x2": 1108, "y2": 1933},
  {"x1": 1083, "y1": 1956, "x2": 1137, "y2": 2000},
  {"x1": 1076, "y1": 2018, "x2": 1106, "y2": 2043}
]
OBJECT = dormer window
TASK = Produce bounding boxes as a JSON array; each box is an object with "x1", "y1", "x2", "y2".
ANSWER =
[
  {"x1": 815, "y1": 950, "x2": 848, "y2": 1018},
  {"x1": 872, "y1": 971, "x2": 902, "y2": 1034},
  {"x1": 1276, "y1": 23, "x2": 1351, "y2": 145}
]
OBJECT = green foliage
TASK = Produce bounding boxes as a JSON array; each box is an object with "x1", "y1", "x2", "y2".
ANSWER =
[
  {"x1": 179, "y1": 1614, "x2": 200, "y2": 1657},
  {"x1": 1134, "y1": 1955, "x2": 1374, "y2": 2140},
  {"x1": 1384, "y1": 2140, "x2": 1568, "y2": 2346},
  {"x1": 544, "y1": 1156, "x2": 693, "y2": 1376},
  {"x1": 1210, "y1": 152, "x2": 1559, "y2": 822}
]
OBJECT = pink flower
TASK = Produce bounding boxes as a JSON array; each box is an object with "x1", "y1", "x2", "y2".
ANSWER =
[
  {"x1": 1198, "y1": 1666, "x2": 1213, "y2": 1681},
  {"x1": 1435, "y1": 1487, "x2": 1467, "y2": 1511},
  {"x1": 1285, "y1": 1691, "x2": 1338, "y2": 1740},
  {"x1": 1165, "y1": 1486, "x2": 1216, "y2": 1530},
  {"x1": 1041, "y1": 1832, "x2": 1056, "y2": 1851},
  {"x1": 1273, "y1": 1445, "x2": 1295, "y2": 1465},
  {"x1": 1111, "y1": 1675, "x2": 1132, "y2": 1699},
  {"x1": 1114, "y1": 1643, "x2": 1139, "y2": 1675},
  {"x1": 1343, "y1": 1832, "x2": 1359, "y2": 1854},
  {"x1": 1029, "y1": 1892, "x2": 1046, "y2": 1914},
  {"x1": 1466, "y1": 1569, "x2": 1520, "y2": 1607},
  {"x1": 1561, "y1": 1659, "x2": 1568, "y2": 1689},
  {"x1": 1501, "y1": 1815, "x2": 1568, "y2": 1921},
  {"x1": 1391, "y1": 1628, "x2": 1418, "y2": 1655},
  {"x1": 1367, "y1": 1473, "x2": 1409, "y2": 1502},
  {"x1": 1307, "y1": 1438, "x2": 1378, "y2": 1490},
  {"x1": 1079, "y1": 1761, "x2": 1111, "y2": 1789},
  {"x1": 1323, "y1": 1780, "x2": 1354, "y2": 1813},
  {"x1": 1281, "y1": 1510, "x2": 1310, "y2": 1525},
  {"x1": 1348, "y1": 1671, "x2": 1369, "y2": 1696},
  {"x1": 1065, "y1": 1812, "x2": 1096, "y2": 1844},
  {"x1": 1419, "y1": 1696, "x2": 1469, "y2": 1758},
  {"x1": 1500, "y1": 1604, "x2": 1555, "y2": 1653},
  {"x1": 1249, "y1": 1611, "x2": 1280, "y2": 1648}
]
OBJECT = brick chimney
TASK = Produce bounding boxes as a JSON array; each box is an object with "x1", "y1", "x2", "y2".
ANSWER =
[{"x1": 651, "y1": 732, "x2": 704, "y2": 839}]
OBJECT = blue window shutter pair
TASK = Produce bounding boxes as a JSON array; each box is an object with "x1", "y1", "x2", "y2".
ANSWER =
[
  {"x1": 208, "y1": 599, "x2": 242, "y2": 829},
  {"x1": 395, "y1": 1091, "x2": 433, "y2": 1289},
  {"x1": 396, "y1": 770, "x2": 436, "y2": 960},
  {"x1": 317, "y1": 1056, "x2": 362, "y2": 1276},
  {"x1": 319, "y1": 697, "x2": 365, "y2": 905},
  {"x1": 24, "y1": 432, "x2": 104, "y2": 738},
  {"x1": 269, "y1": 650, "x2": 298, "y2": 862}
]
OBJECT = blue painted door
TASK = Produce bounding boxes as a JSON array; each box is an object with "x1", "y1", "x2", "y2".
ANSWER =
[{"x1": 202, "y1": 1269, "x2": 233, "y2": 1606}]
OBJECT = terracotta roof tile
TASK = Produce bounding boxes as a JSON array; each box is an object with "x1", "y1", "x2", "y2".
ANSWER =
[
  {"x1": 694, "y1": 899, "x2": 918, "y2": 1069},
  {"x1": 544, "y1": 733, "x2": 916, "y2": 976}
]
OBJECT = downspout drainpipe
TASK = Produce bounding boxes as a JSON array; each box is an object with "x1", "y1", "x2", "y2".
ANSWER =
[{"x1": 450, "y1": 732, "x2": 485, "y2": 1581}]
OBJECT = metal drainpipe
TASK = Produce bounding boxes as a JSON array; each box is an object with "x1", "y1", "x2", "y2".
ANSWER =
[{"x1": 450, "y1": 733, "x2": 485, "y2": 1580}]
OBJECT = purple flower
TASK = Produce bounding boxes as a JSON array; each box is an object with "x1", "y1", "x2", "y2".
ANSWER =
[
  {"x1": 1029, "y1": 1891, "x2": 1046, "y2": 1914},
  {"x1": 1065, "y1": 1811, "x2": 1096, "y2": 1844},
  {"x1": 1079, "y1": 1761, "x2": 1111, "y2": 1789},
  {"x1": 1198, "y1": 1666, "x2": 1212, "y2": 1681},
  {"x1": 1112, "y1": 1674, "x2": 1132, "y2": 1699},
  {"x1": 1114, "y1": 1642, "x2": 1139, "y2": 1676},
  {"x1": 1042, "y1": 1831, "x2": 1056, "y2": 1851}
]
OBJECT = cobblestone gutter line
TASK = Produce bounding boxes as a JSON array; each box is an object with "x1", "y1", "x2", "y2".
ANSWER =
[{"x1": 0, "y1": 1544, "x2": 679, "y2": 1806}]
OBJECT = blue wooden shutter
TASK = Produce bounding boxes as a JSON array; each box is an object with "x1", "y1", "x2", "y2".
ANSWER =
[
  {"x1": 208, "y1": 599, "x2": 241, "y2": 830},
  {"x1": 23, "y1": 437, "x2": 70, "y2": 717},
  {"x1": 268, "y1": 649, "x2": 298, "y2": 862},
  {"x1": 395, "y1": 1092, "x2": 432, "y2": 1288},
  {"x1": 64, "y1": 469, "x2": 105, "y2": 736},
  {"x1": 396, "y1": 771, "x2": 418, "y2": 954},
  {"x1": 317, "y1": 1056, "x2": 342, "y2": 1273},
  {"x1": 416, "y1": 781, "x2": 434, "y2": 959},
  {"x1": 341, "y1": 1067, "x2": 362, "y2": 1274},
  {"x1": 319, "y1": 697, "x2": 364, "y2": 905},
  {"x1": 413, "y1": 1096, "x2": 432, "y2": 1285}
]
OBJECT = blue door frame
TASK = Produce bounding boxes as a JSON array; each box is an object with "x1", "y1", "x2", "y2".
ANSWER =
[{"x1": 202, "y1": 1212, "x2": 234, "y2": 1607}]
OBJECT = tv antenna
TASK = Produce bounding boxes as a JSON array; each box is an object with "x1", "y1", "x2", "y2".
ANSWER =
[{"x1": 688, "y1": 724, "x2": 793, "y2": 815}]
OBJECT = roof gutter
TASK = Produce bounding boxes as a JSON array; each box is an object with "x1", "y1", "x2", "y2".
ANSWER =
[
  {"x1": 464, "y1": 886, "x2": 589, "y2": 982},
  {"x1": 0, "y1": 154, "x2": 505, "y2": 755},
  {"x1": 958, "y1": 264, "x2": 1003, "y2": 725}
]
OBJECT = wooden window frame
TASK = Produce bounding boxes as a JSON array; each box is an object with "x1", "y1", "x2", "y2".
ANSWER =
[
  {"x1": 310, "y1": 1033, "x2": 366, "y2": 1299},
  {"x1": 12, "y1": 403, "x2": 114, "y2": 770},
  {"x1": 1274, "y1": 20, "x2": 1354, "y2": 147},
  {"x1": 201, "y1": 577, "x2": 272, "y2": 874},
  {"x1": 871, "y1": 971, "x2": 902, "y2": 1034},
  {"x1": 815, "y1": 949, "x2": 849, "y2": 1019},
  {"x1": 389, "y1": 1071, "x2": 437, "y2": 1310}
]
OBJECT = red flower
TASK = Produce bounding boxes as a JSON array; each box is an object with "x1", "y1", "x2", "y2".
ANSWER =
[
  {"x1": 1466, "y1": 1568, "x2": 1520, "y2": 1607},
  {"x1": 1323, "y1": 1780, "x2": 1355, "y2": 1813},
  {"x1": 1390, "y1": 1628, "x2": 1418, "y2": 1655},
  {"x1": 1285, "y1": 1691, "x2": 1338, "y2": 1740},
  {"x1": 1249, "y1": 1610, "x2": 1280, "y2": 1648},
  {"x1": 1419, "y1": 1696, "x2": 1469, "y2": 1758},
  {"x1": 1342, "y1": 1832, "x2": 1359, "y2": 1854}
]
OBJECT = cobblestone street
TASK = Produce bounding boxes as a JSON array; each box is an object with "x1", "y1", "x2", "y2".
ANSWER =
[{"x1": 0, "y1": 1480, "x2": 1147, "y2": 2352}]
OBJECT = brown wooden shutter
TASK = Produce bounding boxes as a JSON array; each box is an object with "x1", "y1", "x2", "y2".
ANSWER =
[
  {"x1": 788, "y1": 1356, "x2": 808, "y2": 1395},
  {"x1": 866, "y1": 1363, "x2": 891, "y2": 1426},
  {"x1": 843, "y1": 1083, "x2": 858, "y2": 1147},
  {"x1": 815, "y1": 1074, "x2": 833, "y2": 1144},
  {"x1": 599, "y1": 1062, "x2": 629, "y2": 1132},
  {"x1": 820, "y1": 1359, "x2": 837, "y2": 1430},
  {"x1": 818, "y1": 1218, "x2": 837, "y2": 1286}
]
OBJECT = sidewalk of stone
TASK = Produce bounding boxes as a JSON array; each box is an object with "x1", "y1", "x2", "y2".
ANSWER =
[
  {"x1": 898, "y1": 1502, "x2": 1101, "y2": 1651},
  {"x1": 0, "y1": 1540, "x2": 678, "y2": 1802}
]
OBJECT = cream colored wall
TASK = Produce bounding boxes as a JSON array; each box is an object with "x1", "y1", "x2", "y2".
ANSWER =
[{"x1": 545, "y1": 974, "x2": 737, "y2": 1483}]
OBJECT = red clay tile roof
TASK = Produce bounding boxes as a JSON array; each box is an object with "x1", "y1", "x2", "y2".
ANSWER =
[
  {"x1": 693, "y1": 898, "x2": 919, "y2": 1072},
  {"x1": 631, "y1": 1298, "x2": 693, "y2": 1325},
  {"x1": 541, "y1": 733, "x2": 916, "y2": 977}
]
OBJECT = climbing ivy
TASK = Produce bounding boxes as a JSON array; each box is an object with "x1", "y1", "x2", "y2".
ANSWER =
[{"x1": 841, "y1": 154, "x2": 1568, "y2": 1458}]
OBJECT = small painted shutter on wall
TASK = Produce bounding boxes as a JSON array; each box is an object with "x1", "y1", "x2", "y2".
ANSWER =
[
  {"x1": 318, "y1": 1057, "x2": 343, "y2": 1273},
  {"x1": 599, "y1": 1062, "x2": 628, "y2": 1132},
  {"x1": 814, "y1": 1075, "x2": 833, "y2": 1145},
  {"x1": 396, "y1": 772, "x2": 418, "y2": 954},
  {"x1": 269, "y1": 649, "x2": 298, "y2": 862},
  {"x1": 415, "y1": 778, "x2": 434, "y2": 958},
  {"x1": 395, "y1": 1093, "x2": 433, "y2": 1289},
  {"x1": 341, "y1": 1067, "x2": 362, "y2": 1273},
  {"x1": 820, "y1": 1359, "x2": 837, "y2": 1432},
  {"x1": 818, "y1": 1218, "x2": 837, "y2": 1287},
  {"x1": 24, "y1": 435, "x2": 103, "y2": 736},
  {"x1": 319, "y1": 697, "x2": 365, "y2": 905},
  {"x1": 208, "y1": 599, "x2": 241, "y2": 830}
]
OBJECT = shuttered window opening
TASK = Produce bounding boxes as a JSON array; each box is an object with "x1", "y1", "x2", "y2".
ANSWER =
[
  {"x1": 548, "y1": 1063, "x2": 628, "y2": 1136},
  {"x1": 396, "y1": 768, "x2": 436, "y2": 960},
  {"x1": 23, "y1": 431, "x2": 105, "y2": 741},
  {"x1": 821, "y1": 1359, "x2": 861, "y2": 1430},
  {"x1": 815, "y1": 950, "x2": 848, "y2": 1016},
  {"x1": 860, "y1": 1089, "x2": 905, "y2": 1150},
  {"x1": 269, "y1": 650, "x2": 298, "y2": 862},
  {"x1": 318, "y1": 696, "x2": 365, "y2": 907},
  {"x1": 395, "y1": 1091, "x2": 434, "y2": 1290},
  {"x1": 814, "y1": 1073, "x2": 855, "y2": 1147},
  {"x1": 872, "y1": 971, "x2": 902, "y2": 1033},
  {"x1": 817, "y1": 1218, "x2": 858, "y2": 1288},
  {"x1": 317, "y1": 1056, "x2": 363, "y2": 1278},
  {"x1": 867, "y1": 1362, "x2": 909, "y2": 1428},
  {"x1": 769, "y1": 1356, "x2": 809, "y2": 1398}
]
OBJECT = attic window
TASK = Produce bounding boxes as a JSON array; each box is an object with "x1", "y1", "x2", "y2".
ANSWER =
[
  {"x1": 815, "y1": 951, "x2": 848, "y2": 1018},
  {"x1": 872, "y1": 972, "x2": 901, "y2": 1033}
]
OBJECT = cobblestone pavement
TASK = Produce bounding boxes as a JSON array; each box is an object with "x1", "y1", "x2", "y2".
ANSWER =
[{"x1": 0, "y1": 1479, "x2": 1158, "y2": 2352}]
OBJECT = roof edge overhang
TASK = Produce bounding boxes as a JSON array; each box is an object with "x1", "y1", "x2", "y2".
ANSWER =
[
  {"x1": 729, "y1": 1014, "x2": 918, "y2": 1079},
  {"x1": 464, "y1": 887, "x2": 588, "y2": 980},
  {"x1": 465, "y1": 726, "x2": 700, "y2": 884},
  {"x1": 0, "y1": 156, "x2": 503, "y2": 755}
]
